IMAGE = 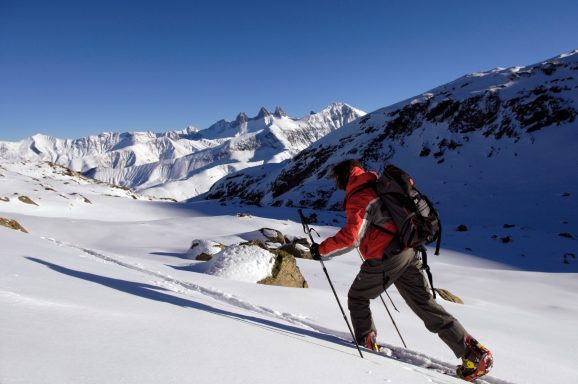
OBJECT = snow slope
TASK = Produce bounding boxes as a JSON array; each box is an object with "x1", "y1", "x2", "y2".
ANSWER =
[
  {"x1": 1, "y1": 160, "x2": 577, "y2": 384},
  {"x1": 208, "y1": 50, "x2": 578, "y2": 273},
  {"x1": 0, "y1": 103, "x2": 365, "y2": 201}
]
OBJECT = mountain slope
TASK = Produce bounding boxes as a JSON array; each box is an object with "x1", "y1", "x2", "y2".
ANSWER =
[
  {"x1": 0, "y1": 103, "x2": 365, "y2": 201},
  {"x1": 207, "y1": 50, "x2": 578, "y2": 272},
  {"x1": 2, "y1": 159, "x2": 577, "y2": 384}
]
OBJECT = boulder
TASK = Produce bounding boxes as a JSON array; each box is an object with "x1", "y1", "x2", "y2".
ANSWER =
[
  {"x1": 187, "y1": 239, "x2": 224, "y2": 261},
  {"x1": 258, "y1": 248, "x2": 309, "y2": 288},
  {"x1": 279, "y1": 241, "x2": 314, "y2": 260},
  {"x1": 191, "y1": 230, "x2": 309, "y2": 288},
  {"x1": 259, "y1": 228, "x2": 286, "y2": 244},
  {"x1": 456, "y1": 224, "x2": 468, "y2": 232},
  {"x1": 0, "y1": 217, "x2": 28, "y2": 233},
  {"x1": 260, "y1": 230, "x2": 314, "y2": 259},
  {"x1": 245, "y1": 240, "x2": 308, "y2": 288},
  {"x1": 18, "y1": 196, "x2": 38, "y2": 206}
]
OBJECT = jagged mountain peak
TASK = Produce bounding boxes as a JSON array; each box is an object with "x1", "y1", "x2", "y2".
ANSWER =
[
  {"x1": 274, "y1": 106, "x2": 287, "y2": 118},
  {"x1": 326, "y1": 101, "x2": 349, "y2": 109},
  {"x1": 256, "y1": 107, "x2": 271, "y2": 118},
  {"x1": 235, "y1": 112, "x2": 249, "y2": 125},
  {"x1": 177, "y1": 125, "x2": 200, "y2": 134},
  {"x1": 314, "y1": 102, "x2": 366, "y2": 118}
]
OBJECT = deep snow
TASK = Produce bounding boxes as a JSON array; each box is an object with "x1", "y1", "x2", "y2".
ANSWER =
[{"x1": 1, "y1": 160, "x2": 577, "y2": 384}]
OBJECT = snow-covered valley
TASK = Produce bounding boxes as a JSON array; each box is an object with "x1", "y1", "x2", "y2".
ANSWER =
[{"x1": 1, "y1": 160, "x2": 577, "y2": 384}]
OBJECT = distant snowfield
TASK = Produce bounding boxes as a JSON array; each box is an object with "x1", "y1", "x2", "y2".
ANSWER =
[{"x1": 1, "y1": 161, "x2": 577, "y2": 384}]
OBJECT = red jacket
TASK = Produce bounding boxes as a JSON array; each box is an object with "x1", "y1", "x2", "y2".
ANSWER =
[{"x1": 319, "y1": 167, "x2": 397, "y2": 260}]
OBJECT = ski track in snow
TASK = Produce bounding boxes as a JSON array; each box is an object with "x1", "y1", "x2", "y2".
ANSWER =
[
  {"x1": 41, "y1": 236, "x2": 513, "y2": 384},
  {"x1": 41, "y1": 237, "x2": 318, "y2": 329}
]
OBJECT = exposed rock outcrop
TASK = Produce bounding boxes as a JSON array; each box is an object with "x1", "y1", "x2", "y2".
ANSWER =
[
  {"x1": 258, "y1": 250, "x2": 308, "y2": 288},
  {"x1": 434, "y1": 288, "x2": 464, "y2": 304},
  {"x1": 18, "y1": 196, "x2": 38, "y2": 206},
  {"x1": 0, "y1": 217, "x2": 28, "y2": 233},
  {"x1": 235, "y1": 112, "x2": 248, "y2": 125},
  {"x1": 274, "y1": 106, "x2": 287, "y2": 118},
  {"x1": 257, "y1": 107, "x2": 271, "y2": 119},
  {"x1": 193, "y1": 230, "x2": 309, "y2": 288},
  {"x1": 249, "y1": 241, "x2": 308, "y2": 288}
]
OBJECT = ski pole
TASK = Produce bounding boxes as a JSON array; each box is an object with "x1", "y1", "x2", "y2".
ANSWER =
[
  {"x1": 378, "y1": 295, "x2": 408, "y2": 349},
  {"x1": 355, "y1": 249, "x2": 408, "y2": 349},
  {"x1": 385, "y1": 291, "x2": 400, "y2": 312},
  {"x1": 297, "y1": 209, "x2": 364, "y2": 359}
]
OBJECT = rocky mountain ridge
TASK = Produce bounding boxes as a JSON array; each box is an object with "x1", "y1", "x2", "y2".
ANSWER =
[{"x1": 0, "y1": 103, "x2": 365, "y2": 201}]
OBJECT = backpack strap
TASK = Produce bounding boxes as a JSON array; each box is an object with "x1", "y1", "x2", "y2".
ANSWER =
[
  {"x1": 416, "y1": 245, "x2": 436, "y2": 299},
  {"x1": 421, "y1": 193, "x2": 443, "y2": 256},
  {"x1": 371, "y1": 222, "x2": 396, "y2": 237},
  {"x1": 348, "y1": 182, "x2": 401, "y2": 254},
  {"x1": 434, "y1": 223, "x2": 442, "y2": 256},
  {"x1": 342, "y1": 182, "x2": 376, "y2": 210}
]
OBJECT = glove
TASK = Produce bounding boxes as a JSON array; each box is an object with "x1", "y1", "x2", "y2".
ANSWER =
[{"x1": 310, "y1": 243, "x2": 321, "y2": 260}]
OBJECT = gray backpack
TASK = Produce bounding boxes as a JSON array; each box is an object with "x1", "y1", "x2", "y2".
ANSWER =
[{"x1": 373, "y1": 164, "x2": 442, "y2": 297}]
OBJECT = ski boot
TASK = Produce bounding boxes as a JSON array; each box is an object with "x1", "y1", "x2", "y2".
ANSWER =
[
  {"x1": 456, "y1": 335, "x2": 493, "y2": 381},
  {"x1": 364, "y1": 331, "x2": 380, "y2": 352}
]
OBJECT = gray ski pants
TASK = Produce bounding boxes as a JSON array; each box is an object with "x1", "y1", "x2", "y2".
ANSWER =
[{"x1": 348, "y1": 248, "x2": 469, "y2": 358}]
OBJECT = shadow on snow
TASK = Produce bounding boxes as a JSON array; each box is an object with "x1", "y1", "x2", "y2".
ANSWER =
[{"x1": 25, "y1": 256, "x2": 353, "y2": 355}]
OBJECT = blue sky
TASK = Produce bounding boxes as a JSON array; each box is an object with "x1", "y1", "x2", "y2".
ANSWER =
[{"x1": 1, "y1": 0, "x2": 577, "y2": 141}]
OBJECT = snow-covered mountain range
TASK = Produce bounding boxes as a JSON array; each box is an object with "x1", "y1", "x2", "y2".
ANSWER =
[
  {"x1": 208, "y1": 50, "x2": 578, "y2": 272},
  {"x1": 0, "y1": 103, "x2": 365, "y2": 201}
]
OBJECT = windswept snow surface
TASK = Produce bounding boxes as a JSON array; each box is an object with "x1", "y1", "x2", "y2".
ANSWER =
[{"x1": 1, "y1": 160, "x2": 577, "y2": 384}]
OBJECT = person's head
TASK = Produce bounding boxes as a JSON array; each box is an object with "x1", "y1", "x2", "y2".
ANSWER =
[{"x1": 330, "y1": 159, "x2": 364, "y2": 190}]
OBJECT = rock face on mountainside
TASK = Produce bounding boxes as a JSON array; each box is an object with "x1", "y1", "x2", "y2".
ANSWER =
[
  {"x1": 0, "y1": 103, "x2": 365, "y2": 201},
  {"x1": 207, "y1": 51, "x2": 578, "y2": 210}
]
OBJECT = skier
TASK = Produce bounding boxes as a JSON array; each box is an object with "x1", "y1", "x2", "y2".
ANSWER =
[{"x1": 309, "y1": 159, "x2": 493, "y2": 381}]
